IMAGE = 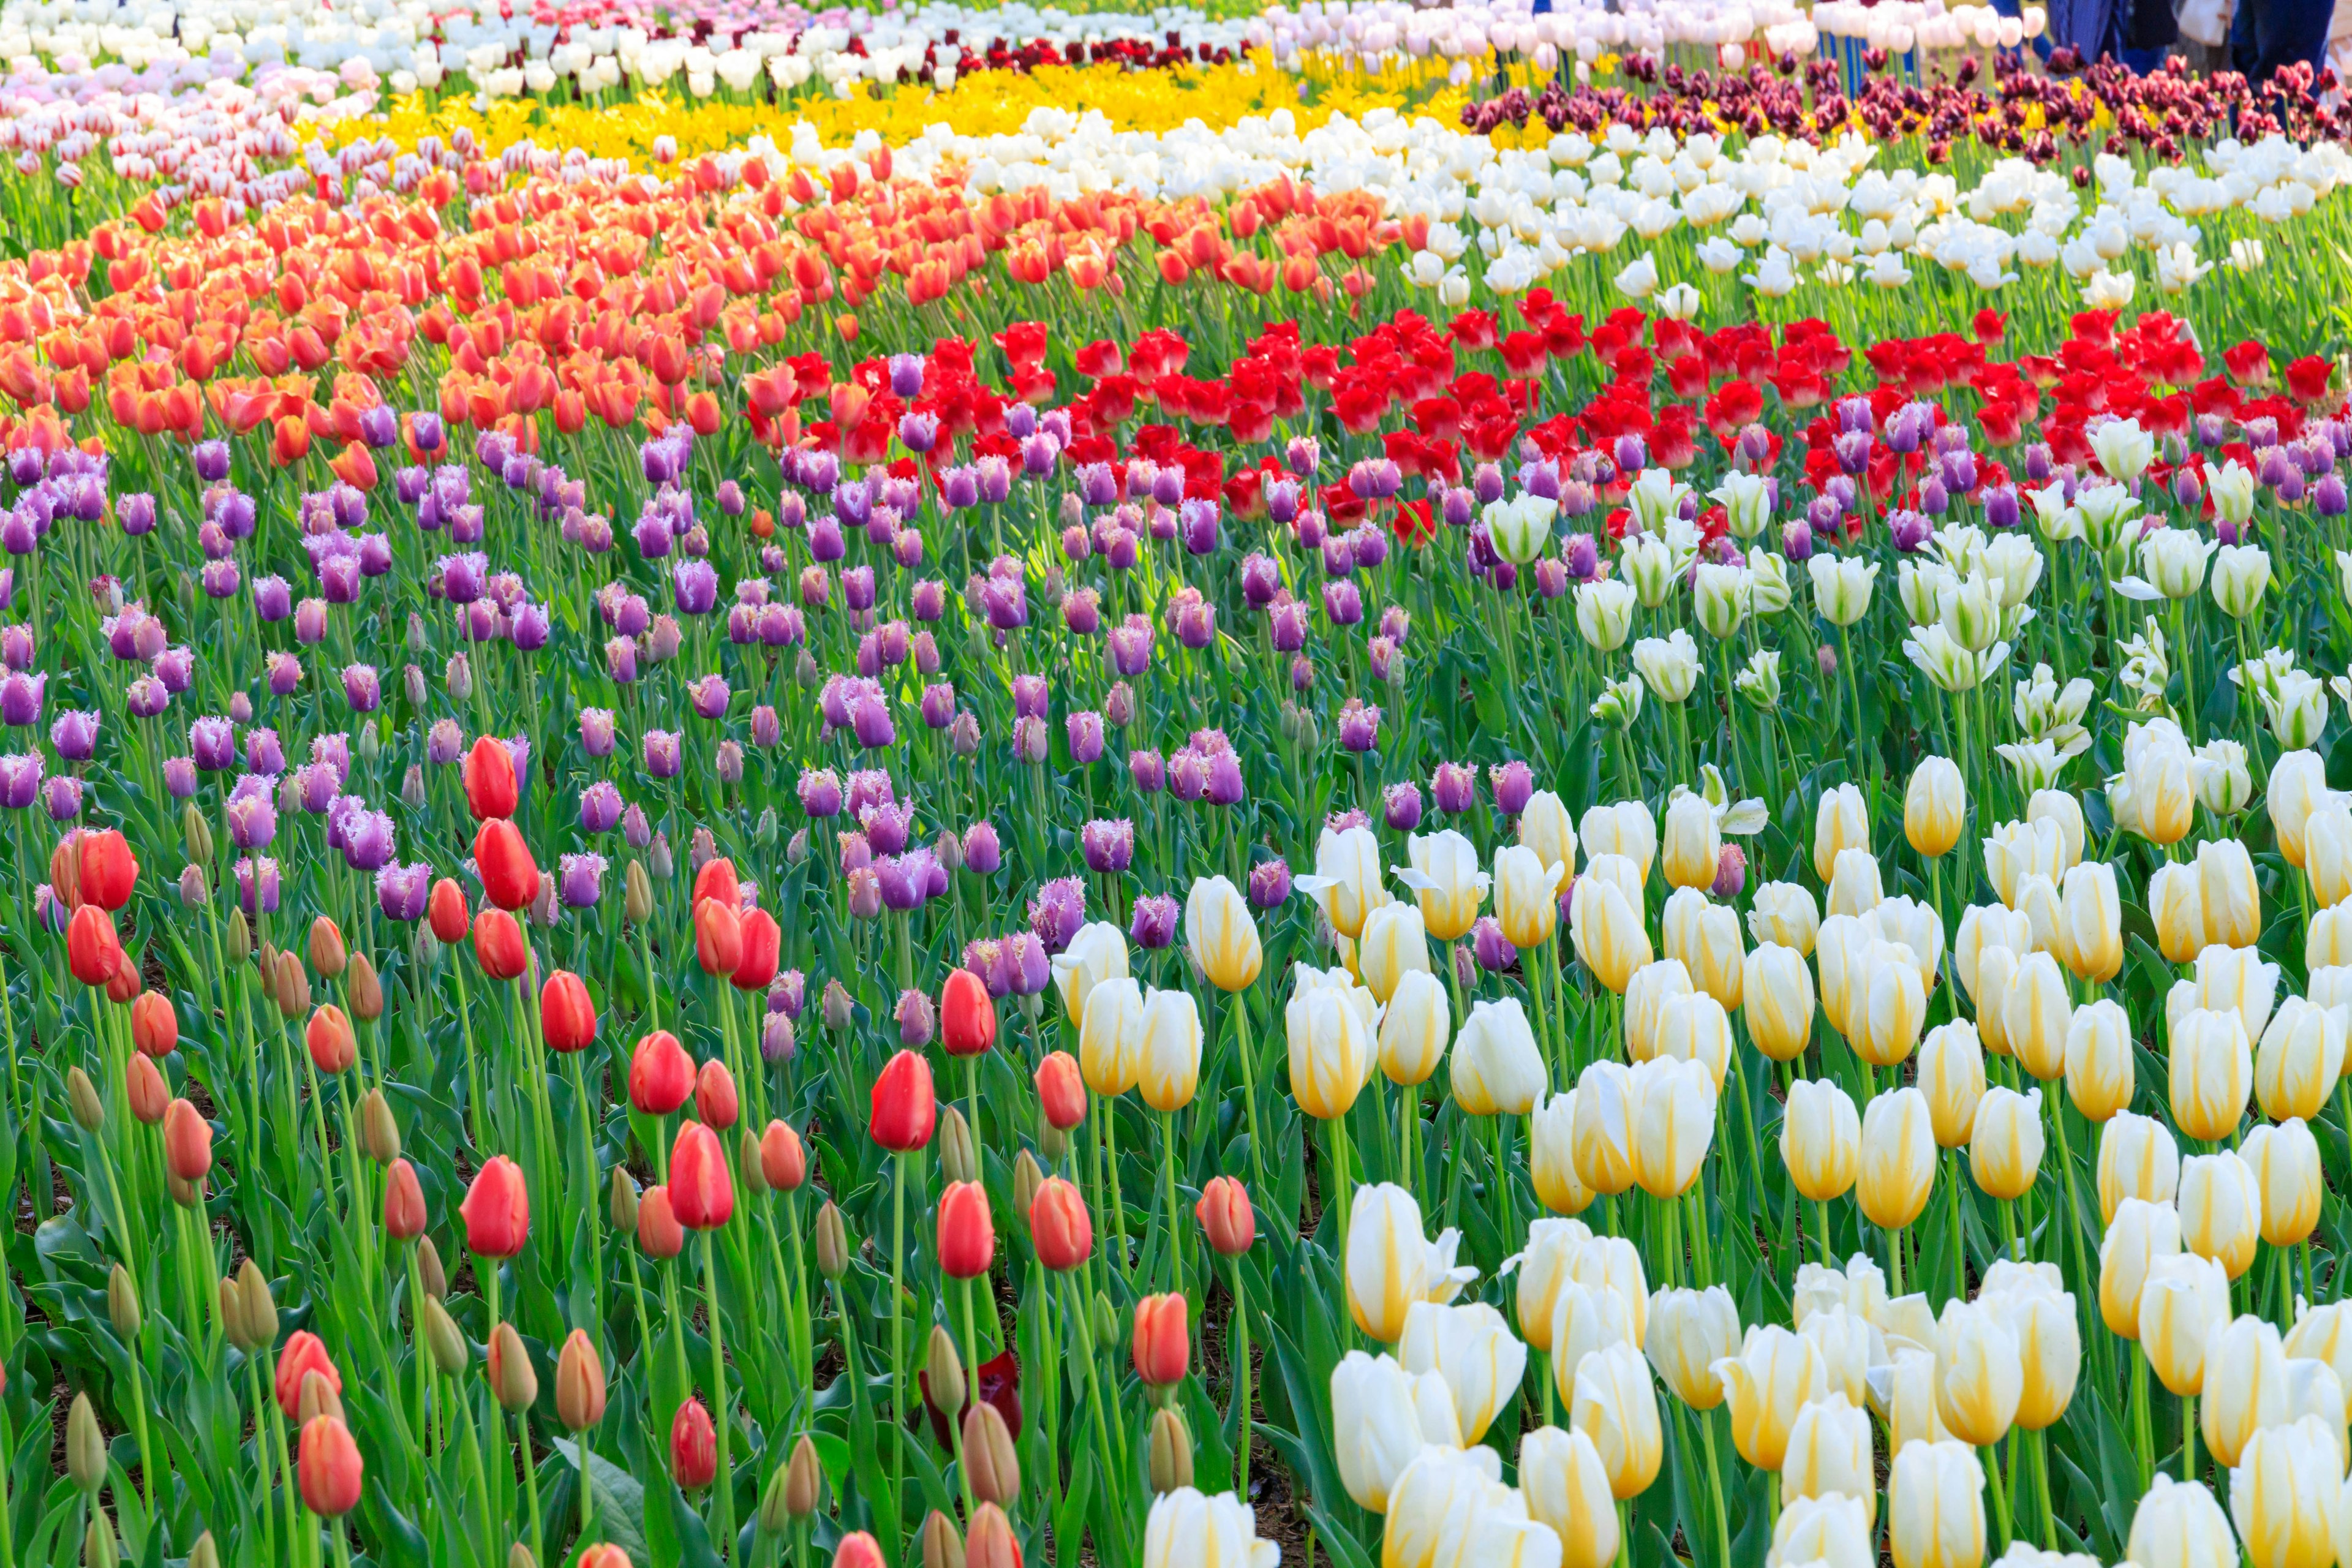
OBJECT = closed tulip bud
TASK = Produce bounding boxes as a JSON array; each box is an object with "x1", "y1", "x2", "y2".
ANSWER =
[
  {"x1": 488, "y1": 1320, "x2": 538, "y2": 1412},
  {"x1": 1858, "y1": 1088, "x2": 1937, "y2": 1230},
  {"x1": 1572, "y1": 1338, "x2": 1664, "y2": 1499},
  {"x1": 1515, "y1": 1428, "x2": 1617, "y2": 1568},
  {"x1": 608, "y1": 1167, "x2": 641, "y2": 1235},
  {"x1": 918, "y1": 1510, "x2": 961, "y2": 1568},
  {"x1": 1916, "y1": 1022, "x2": 1986, "y2": 1149},
  {"x1": 1136, "y1": 988, "x2": 1202, "y2": 1114},
  {"x1": 870, "y1": 1049, "x2": 937, "y2": 1151},
  {"x1": 2231, "y1": 1417, "x2": 2342, "y2": 1568},
  {"x1": 105, "y1": 1262, "x2": 140, "y2": 1342},
  {"x1": 2149, "y1": 862, "x2": 2207, "y2": 965},
  {"x1": 1148, "y1": 1406, "x2": 1194, "y2": 1494},
  {"x1": 965, "y1": 1504, "x2": 1020, "y2": 1568},
  {"x1": 1196, "y1": 1175, "x2": 1254, "y2": 1257},
  {"x1": 1031, "y1": 1175, "x2": 1093, "y2": 1270},
  {"x1": 1968, "y1": 1085, "x2": 2045, "y2": 1201},
  {"x1": 1530, "y1": 1091, "x2": 1594, "y2": 1216},
  {"x1": 130, "y1": 990, "x2": 176, "y2": 1058},
  {"x1": 2064, "y1": 998, "x2": 2136, "y2": 1123},
  {"x1": 834, "y1": 1535, "x2": 888, "y2": 1568},
  {"x1": 1378, "y1": 968, "x2": 1450, "y2": 1088},
  {"x1": 636, "y1": 1185, "x2": 684, "y2": 1259},
  {"x1": 1743, "y1": 944, "x2": 1815, "y2": 1062},
  {"x1": 622, "y1": 860, "x2": 654, "y2": 925},
  {"x1": 2258, "y1": 998, "x2": 2345, "y2": 1123},
  {"x1": 671, "y1": 1398, "x2": 718, "y2": 1491},
  {"x1": 162, "y1": 1096, "x2": 212, "y2": 1186},
  {"x1": 308, "y1": 915, "x2": 347, "y2": 979},
  {"x1": 1856, "y1": 941, "x2": 1927, "y2": 1069},
  {"x1": 383, "y1": 1157, "x2": 426, "y2": 1240},
  {"x1": 123, "y1": 1054, "x2": 166, "y2": 1126},
  {"x1": 1133, "y1": 1292, "x2": 1189, "y2": 1389},
  {"x1": 2100, "y1": 1111, "x2": 2182, "y2": 1224},
  {"x1": 1011, "y1": 1149, "x2": 1042, "y2": 1222},
  {"x1": 1662, "y1": 793, "x2": 1721, "y2": 892},
  {"x1": 2054, "y1": 862, "x2": 2122, "y2": 983},
  {"x1": 224, "y1": 907, "x2": 252, "y2": 963},
  {"x1": 925, "y1": 1322, "x2": 967, "y2": 1418},
  {"x1": 1288, "y1": 975, "x2": 1375, "y2": 1121},
  {"x1": 1453, "y1": 997, "x2": 1545, "y2": 1118},
  {"x1": 938, "y1": 1179, "x2": 994, "y2": 1279},
  {"x1": 2178, "y1": 1150, "x2": 2264, "y2": 1278},
  {"x1": 239, "y1": 1257, "x2": 277, "y2": 1346},
  {"x1": 66, "y1": 1064, "x2": 102, "y2": 1132},
  {"x1": 2001, "y1": 951, "x2": 2072, "y2": 1083},
  {"x1": 186, "y1": 1532, "x2": 219, "y2": 1568},
  {"x1": 758, "y1": 1120, "x2": 806, "y2": 1193},
  {"x1": 962, "y1": 1401, "x2": 1020, "y2": 1505},
  {"x1": 1887, "y1": 1440, "x2": 1985, "y2": 1568},
  {"x1": 1646, "y1": 1285, "x2": 1740, "y2": 1411},
  {"x1": 668, "y1": 1121, "x2": 735, "y2": 1231},
  {"x1": 816, "y1": 1200, "x2": 850, "y2": 1279},
  {"x1": 2196, "y1": 837, "x2": 2262, "y2": 950},
  {"x1": 1185, "y1": 874, "x2": 1265, "y2": 993},
  {"x1": 2171, "y1": 1007, "x2": 2253, "y2": 1142},
  {"x1": 1356, "y1": 903, "x2": 1431, "y2": 1006},
  {"x1": 1571, "y1": 1060, "x2": 1638, "y2": 1197},
  {"x1": 556, "y1": 1328, "x2": 606, "y2": 1432},
  {"x1": 785, "y1": 1434, "x2": 822, "y2": 1518},
  {"x1": 65, "y1": 1392, "x2": 105, "y2": 1493},
  {"x1": 2141, "y1": 1251, "x2": 2233, "y2": 1393},
  {"x1": 1781, "y1": 1079, "x2": 1862, "y2": 1202},
  {"x1": 1569, "y1": 860, "x2": 1651, "y2": 995},
  {"x1": 350, "y1": 1087, "x2": 399, "y2": 1164},
  {"x1": 2128, "y1": 1472, "x2": 2239, "y2": 1568},
  {"x1": 1630, "y1": 1057, "x2": 1717, "y2": 1197},
  {"x1": 1903, "y1": 756, "x2": 1966, "y2": 859},
  {"x1": 2245, "y1": 1117, "x2": 2324, "y2": 1247},
  {"x1": 345, "y1": 952, "x2": 382, "y2": 1022},
  {"x1": 461, "y1": 1155, "x2": 530, "y2": 1257},
  {"x1": 1811, "y1": 783, "x2": 1870, "y2": 886},
  {"x1": 296, "y1": 1414, "x2": 364, "y2": 1518},
  {"x1": 936, "y1": 1104, "x2": 976, "y2": 1185}
]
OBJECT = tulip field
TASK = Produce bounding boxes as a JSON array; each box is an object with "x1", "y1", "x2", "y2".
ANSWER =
[{"x1": 20, "y1": 3, "x2": 2352, "y2": 1567}]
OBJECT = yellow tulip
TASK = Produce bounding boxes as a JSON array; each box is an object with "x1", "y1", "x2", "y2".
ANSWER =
[
  {"x1": 1286, "y1": 976, "x2": 1374, "y2": 1122},
  {"x1": 1813, "y1": 783, "x2": 1870, "y2": 884},
  {"x1": 2198, "y1": 1314, "x2": 2289, "y2": 1470},
  {"x1": 2232, "y1": 1417, "x2": 2343, "y2": 1568},
  {"x1": 2190, "y1": 941, "x2": 2282, "y2": 1046},
  {"x1": 2013, "y1": 873, "x2": 2062, "y2": 957},
  {"x1": 1493, "y1": 843, "x2": 1565, "y2": 952},
  {"x1": 1346, "y1": 1183, "x2": 1471, "y2": 1345},
  {"x1": 1782, "y1": 1394, "x2": 1877, "y2": 1524},
  {"x1": 2198, "y1": 837, "x2": 2263, "y2": 950},
  {"x1": 1398, "y1": 1300, "x2": 1526, "y2": 1446},
  {"x1": 1653, "y1": 993, "x2": 1732, "y2": 1091},
  {"x1": 1628, "y1": 1057, "x2": 1716, "y2": 1199},
  {"x1": 2027, "y1": 788, "x2": 2087, "y2": 870},
  {"x1": 1953, "y1": 905, "x2": 2030, "y2": 1007},
  {"x1": 1301, "y1": 822, "x2": 1390, "y2": 941},
  {"x1": 1971, "y1": 944, "x2": 2019, "y2": 1060},
  {"x1": 1400, "y1": 830, "x2": 1489, "y2": 943},
  {"x1": 1520, "y1": 791, "x2": 1580, "y2": 888},
  {"x1": 1814, "y1": 914, "x2": 1871, "y2": 1041},
  {"x1": 2139, "y1": 1251, "x2": 2233, "y2": 1395},
  {"x1": 1529, "y1": 1091, "x2": 1593, "y2": 1217},
  {"x1": 1858, "y1": 940, "x2": 1928, "y2": 1069},
  {"x1": 1882, "y1": 1346, "x2": 1953, "y2": 1451},
  {"x1": 1052, "y1": 919, "x2": 1131, "y2": 1027},
  {"x1": 2271, "y1": 748, "x2": 2331, "y2": 868},
  {"x1": 1547, "y1": 1278, "x2": 1637, "y2": 1410},
  {"x1": 1859, "y1": 1087, "x2": 1937, "y2": 1231},
  {"x1": 1520, "y1": 1427, "x2": 1619, "y2": 1568},
  {"x1": 1569, "y1": 1235, "x2": 1651, "y2": 1346},
  {"x1": 2055, "y1": 861, "x2": 2122, "y2": 983},
  {"x1": 1513, "y1": 1217, "x2": 1590, "y2": 1352},
  {"x1": 1452, "y1": 998, "x2": 1546, "y2": 1118},
  {"x1": 1331, "y1": 1351, "x2": 1460, "y2": 1512},
  {"x1": 1570, "y1": 1339, "x2": 1662, "y2": 1499},
  {"x1": 1887, "y1": 1439, "x2": 1986, "y2": 1568},
  {"x1": 2100, "y1": 1196, "x2": 2184, "y2": 1338},
  {"x1": 2002, "y1": 950, "x2": 2073, "y2": 1082},
  {"x1": 1931, "y1": 1298, "x2": 2022, "y2": 1447},
  {"x1": 1623, "y1": 959, "x2": 1692, "y2": 1065},
  {"x1": 2064, "y1": 998, "x2": 2136, "y2": 1123},
  {"x1": 1570, "y1": 1060, "x2": 1637, "y2": 1198},
  {"x1": 2310, "y1": 907, "x2": 2352, "y2": 971},
  {"x1": 2244, "y1": 1118, "x2": 2324, "y2": 1248},
  {"x1": 1905, "y1": 756, "x2": 1966, "y2": 859},
  {"x1": 1078, "y1": 976, "x2": 1144, "y2": 1096},
  {"x1": 1379, "y1": 969, "x2": 1451, "y2": 1088},
  {"x1": 1381, "y1": 1446, "x2": 1511, "y2": 1568},
  {"x1": 2098, "y1": 1112, "x2": 2181, "y2": 1224},
  {"x1": 1661, "y1": 791, "x2": 1721, "y2": 892},
  {"x1": 1744, "y1": 943, "x2": 1816, "y2": 1062},
  {"x1": 1917, "y1": 1020, "x2": 1986, "y2": 1150},
  {"x1": 1714, "y1": 1324, "x2": 1830, "y2": 1469},
  {"x1": 2311, "y1": 803, "x2": 2352, "y2": 911},
  {"x1": 2169, "y1": 1006, "x2": 2253, "y2": 1144},
  {"x1": 1356, "y1": 902, "x2": 1431, "y2": 1006},
  {"x1": 1978, "y1": 1267, "x2": 2080, "y2": 1431},
  {"x1": 1645, "y1": 1285, "x2": 1740, "y2": 1411},
  {"x1": 1579, "y1": 800, "x2": 1657, "y2": 884},
  {"x1": 1663, "y1": 887, "x2": 1744, "y2": 1009},
  {"x1": 1769, "y1": 1493, "x2": 1877, "y2": 1568},
  {"x1": 1183, "y1": 875, "x2": 1262, "y2": 992},
  {"x1": 2126, "y1": 1472, "x2": 2240, "y2": 1568},
  {"x1": 2285, "y1": 1360, "x2": 2348, "y2": 1471},
  {"x1": 1826, "y1": 846, "x2": 1883, "y2": 918},
  {"x1": 1781, "y1": 1078, "x2": 1862, "y2": 1202},
  {"x1": 2286, "y1": 1301, "x2": 2352, "y2": 1393},
  {"x1": 1983, "y1": 817, "x2": 2066, "y2": 910},
  {"x1": 2258, "y1": 998, "x2": 2346, "y2": 1123},
  {"x1": 1967, "y1": 1085, "x2": 2044, "y2": 1202},
  {"x1": 1748, "y1": 881, "x2": 1821, "y2": 957},
  {"x1": 1800, "y1": 1303, "x2": 1875, "y2": 1409},
  {"x1": 2149, "y1": 861, "x2": 2209, "y2": 965},
  {"x1": 1874, "y1": 897, "x2": 1947, "y2": 997},
  {"x1": 1136, "y1": 987, "x2": 1201, "y2": 1113},
  {"x1": 1570, "y1": 859, "x2": 1651, "y2": 996}
]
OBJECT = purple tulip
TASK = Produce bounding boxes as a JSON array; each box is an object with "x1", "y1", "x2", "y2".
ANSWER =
[
  {"x1": 1129, "y1": 894, "x2": 1178, "y2": 951},
  {"x1": 1489, "y1": 760, "x2": 1534, "y2": 817},
  {"x1": 1081, "y1": 818, "x2": 1134, "y2": 874},
  {"x1": 50, "y1": 710, "x2": 97, "y2": 762},
  {"x1": 162, "y1": 756, "x2": 197, "y2": 798},
  {"x1": 1248, "y1": 858, "x2": 1292, "y2": 909},
  {"x1": 190, "y1": 715, "x2": 236, "y2": 771},
  {"x1": 560, "y1": 852, "x2": 608, "y2": 909},
  {"x1": 378, "y1": 862, "x2": 432, "y2": 921},
  {"x1": 643, "y1": 730, "x2": 682, "y2": 779},
  {"x1": 1028, "y1": 876, "x2": 1088, "y2": 954}
]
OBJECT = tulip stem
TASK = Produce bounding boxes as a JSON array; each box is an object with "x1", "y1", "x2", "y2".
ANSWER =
[
  {"x1": 703, "y1": 1229, "x2": 734, "y2": 1562},
  {"x1": 453, "y1": 957, "x2": 485, "y2": 1155},
  {"x1": 2132, "y1": 1344, "x2": 2154, "y2": 1490},
  {"x1": 1161, "y1": 1108, "x2": 1184, "y2": 1298},
  {"x1": 893, "y1": 1148, "x2": 910, "y2": 1530},
  {"x1": 519, "y1": 1404, "x2": 546, "y2": 1566},
  {"x1": 2182, "y1": 1393, "x2": 2196, "y2": 1484},
  {"x1": 1698, "y1": 1404, "x2": 1732, "y2": 1568},
  {"x1": 1228, "y1": 1253, "x2": 1253, "y2": 1501},
  {"x1": 1883, "y1": 1224, "x2": 1904, "y2": 1296},
  {"x1": 1060, "y1": 1269, "x2": 1129, "y2": 1562},
  {"x1": 1985, "y1": 1441, "x2": 2012, "y2": 1552},
  {"x1": 1816, "y1": 1200, "x2": 1832, "y2": 1268},
  {"x1": 567, "y1": 1051, "x2": 603, "y2": 1348},
  {"x1": 1229, "y1": 993, "x2": 1267, "y2": 1208}
]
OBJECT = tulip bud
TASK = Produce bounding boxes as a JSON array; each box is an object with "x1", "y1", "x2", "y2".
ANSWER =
[
  {"x1": 1133, "y1": 1292, "x2": 1189, "y2": 1390},
  {"x1": 107, "y1": 1262, "x2": 141, "y2": 1341},
  {"x1": 556, "y1": 1328, "x2": 607, "y2": 1432},
  {"x1": 609, "y1": 1167, "x2": 640, "y2": 1234},
  {"x1": 816, "y1": 1200, "x2": 850, "y2": 1280},
  {"x1": 178, "y1": 864, "x2": 209, "y2": 909},
  {"x1": 358, "y1": 1088, "x2": 400, "y2": 1164},
  {"x1": 347, "y1": 953, "x2": 383, "y2": 1022},
  {"x1": 85, "y1": 1514, "x2": 118, "y2": 1568},
  {"x1": 1012, "y1": 1148, "x2": 1043, "y2": 1218},
  {"x1": 219, "y1": 1277, "x2": 249, "y2": 1351},
  {"x1": 760, "y1": 1120, "x2": 807, "y2": 1192},
  {"x1": 758, "y1": 1461, "x2": 794, "y2": 1537},
  {"x1": 274, "y1": 949, "x2": 308, "y2": 1018},
  {"x1": 624, "y1": 860, "x2": 654, "y2": 925},
  {"x1": 383, "y1": 1158, "x2": 427, "y2": 1240},
  {"x1": 926, "y1": 1323, "x2": 967, "y2": 1417},
  {"x1": 309, "y1": 916, "x2": 347, "y2": 979},
  {"x1": 66, "y1": 1392, "x2": 105, "y2": 1493},
  {"x1": 163, "y1": 1097, "x2": 212, "y2": 1189},
  {"x1": 125, "y1": 1054, "x2": 167, "y2": 1126},
  {"x1": 238, "y1": 1257, "x2": 277, "y2": 1346},
  {"x1": 508, "y1": 1548, "x2": 538, "y2": 1568},
  {"x1": 489, "y1": 1321, "x2": 538, "y2": 1412},
  {"x1": 66, "y1": 1065, "x2": 102, "y2": 1131},
  {"x1": 297, "y1": 1413, "x2": 364, "y2": 1517},
  {"x1": 299, "y1": 1368, "x2": 345, "y2": 1428},
  {"x1": 186, "y1": 1532, "x2": 219, "y2": 1568},
  {"x1": 1040, "y1": 1123, "x2": 1069, "y2": 1164},
  {"x1": 963, "y1": 1401, "x2": 1020, "y2": 1504},
  {"x1": 785, "y1": 1433, "x2": 822, "y2": 1518},
  {"x1": 920, "y1": 1511, "x2": 963, "y2": 1568},
  {"x1": 937, "y1": 1104, "x2": 977, "y2": 1186},
  {"x1": 417, "y1": 1234, "x2": 448, "y2": 1300},
  {"x1": 1148, "y1": 1406, "x2": 1194, "y2": 1494},
  {"x1": 422, "y1": 1295, "x2": 468, "y2": 1375},
  {"x1": 226, "y1": 908, "x2": 251, "y2": 962},
  {"x1": 182, "y1": 800, "x2": 213, "y2": 867},
  {"x1": 823, "y1": 979, "x2": 855, "y2": 1033}
]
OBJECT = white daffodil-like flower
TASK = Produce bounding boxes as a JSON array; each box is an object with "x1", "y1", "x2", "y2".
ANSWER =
[
  {"x1": 2116, "y1": 527, "x2": 2218, "y2": 601},
  {"x1": 1634, "y1": 630, "x2": 1702, "y2": 704},
  {"x1": 1675, "y1": 762, "x2": 1770, "y2": 837},
  {"x1": 1903, "y1": 624, "x2": 2011, "y2": 695},
  {"x1": 1996, "y1": 737, "x2": 2073, "y2": 793},
  {"x1": 1592, "y1": 675, "x2": 1645, "y2": 729},
  {"x1": 2117, "y1": 619, "x2": 2173, "y2": 715},
  {"x1": 1735, "y1": 649, "x2": 1782, "y2": 710}
]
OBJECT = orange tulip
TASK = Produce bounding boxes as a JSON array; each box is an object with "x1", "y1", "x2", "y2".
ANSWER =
[
  {"x1": 540, "y1": 970, "x2": 597, "y2": 1053},
  {"x1": 383, "y1": 1157, "x2": 427, "y2": 1240},
  {"x1": 760, "y1": 1120, "x2": 807, "y2": 1192},
  {"x1": 1031, "y1": 1176, "x2": 1093, "y2": 1271},
  {"x1": 1133, "y1": 1293, "x2": 1189, "y2": 1387},
  {"x1": 460, "y1": 1155, "x2": 530, "y2": 1258},
  {"x1": 669, "y1": 1121, "x2": 735, "y2": 1231},
  {"x1": 462, "y1": 736, "x2": 518, "y2": 820},
  {"x1": 693, "y1": 897, "x2": 744, "y2": 977},
  {"x1": 296, "y1": 1414, "x2": 363, "y2": 1516},
  {"x1": 472, "y1": 908, "x2": 529, "y2": 982},
  {"x1": 125, "y1": 1053, "x2": 168, "y2": 1125},
  {"x1": 130, "y1": 990, "x2": 177, "y2": 1058},
  {"x1": 306, "y1": 1004, "x2": 355, "y2": 1074},
  {"x1": 66, "y1": 904, "x2": 121, "y2": 986},
  {"x1": 162, "y1": 1098, "x2": 212, "y2": 1183},
  {"x1": 695, "y1": 1058, "x2": 739, "y2": 1131}
]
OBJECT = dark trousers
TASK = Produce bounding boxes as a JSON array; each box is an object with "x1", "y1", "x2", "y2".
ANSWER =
[{"x1": 2233, "y1": 0, "x2": 2331, "y2": 81}]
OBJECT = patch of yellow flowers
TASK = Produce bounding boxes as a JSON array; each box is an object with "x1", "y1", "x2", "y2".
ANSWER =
[{"x1": 347, "y1": 53, "x2": 1477, "y2": 170}]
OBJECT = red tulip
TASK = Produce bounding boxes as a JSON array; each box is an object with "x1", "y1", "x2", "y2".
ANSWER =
[
  {"x1": 1035, "y1": 1051, "x2": 1087, "y2": 1131},
  {"x1": 306, "y1": 1004, "x2": 356, "y2": 1074},
  {"x1": 462, "y1": 735, "x2": 518, "y2": 821},
  {"x1": 759, "y1": 1120, "x2": 806, "y2": 1192},
  {"x1": 578, "y1": 1546, "x2": 632, "y2": 1568},
  {"x1": 1131, "y1": 1294, "x2": 1189, "y2": 1387},
  {"x1": 472, "y1": 908, "x2": 529, "y2": 982},
  {"x1": 637, "y1": 1185, "x2": 684, "y2": 1259},
  {"x1": 460, "y1": 1154, "x2": 530, "y2": 1257},
  {"x1": 275, "y1": 1330, "x2": 342, "y2": 1419},
  {"x1": 76, "y1": 827, "x2": 138, "y2": 912},
  {"x1": 732, "y1": 907, "x2": 781, "y2": 992},
  {"x1": 869, "y1": 1050, "x2": 937, "y2": 1152},
  {"x1": 130, "y1": 990, "x2": 177, "y2": 1057},
  {"x1": 427, "y1": 877, "x2": 471, "y2": 944},
  {"x1": 66, "y1": 904, "x2": 121, "y2": 987},
  {"x1": 966, "y1": 1504, "x2": 1023, "y2": 1568},
  {"x1": 940, "y1": 967, "x2": 997, "y2": 1058},
  {"x1": 1030, "y1": 1177, "x2": 1092, "y2": 1272},
  {"x1": 104, "y1": 948, "x2": 140, "y2": 1005},
  {"x1": 693, "y1": 897, "x2": 743, "y2": 977},
  {"x1": 692, "y1": 856, "x2": 739, "y2": 911},
  {"x1": 833, "y1": 1535, "x2": 886, "y2": 1568},
  {"x1": 125, "y1": 1054, "x2": 168, "y2": 1125},
  {"x1": 383, "y1": 1158, "x2": 427, "y2": 1240},
  {"x1": 669, "y1": 1398, "x2": 717, "y2": 1490},
  {"x1": 938, "y1": 1180, "x2": 995, "y2": 1279},
  {"x1": 694, "y1": 1058, "x2": 739, "y2": 1131},
  {"x1": 297, "y1": 1414, "x2": 364, "y2": 1516},
  {"x1": 1196, "y1": 1176, "x2": 1257, "y2": 1258},
  {"x1": 163, "y1": 1098, "x2": 213, "y2": 1183},
  {"x1": 628, "y1": 1031, "x2": 695, "y2": 1116},
  {"x1": 474, "y1": 818, "x2": 540, "y2": 913},
  {"x1": 668, "y1": 1121, "x2": 735, "y2": 1231},
  {"x1": 540, "y1": 970, "x2": 597, "y2": 1053}
]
